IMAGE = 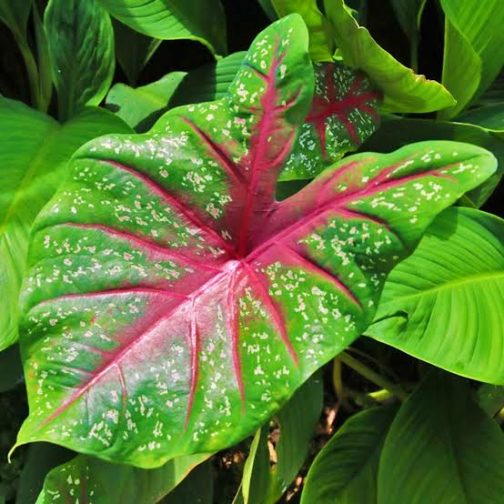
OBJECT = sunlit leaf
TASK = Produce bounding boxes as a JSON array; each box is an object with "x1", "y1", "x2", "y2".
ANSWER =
[
  {"x1": 98, "y1": 0, "x2": 227, "y2": 56},
  {"x1": 14, "y1": 15, "x2": 496, "y2": 468},
  {"x1": 0, "y1": 97, "x2": 132, "y2": 351},
  {"x1": 323, "y1": 0, "x2": 455, "y2": 113},
  {"x1": 367, "y1": 208, "x2": 504, "y2": 384}
]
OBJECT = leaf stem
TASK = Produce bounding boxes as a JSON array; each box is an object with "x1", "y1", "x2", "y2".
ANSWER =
[{"x1": 338, "y1": 351, "x2": 408, "y2": 401}]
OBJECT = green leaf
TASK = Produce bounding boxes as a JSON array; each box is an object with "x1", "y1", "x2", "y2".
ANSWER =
[
  {"x1": 362, "y1": 116, "x2": 504, "y2": 207},
  {"x1": 106, "y1": 72, "x2": 187, "y2": 132},
  {"x1": 44, "y1": 0, "x2": 115, "y2": 120},
  {"x1": 271, "y1": 0, "x2": 334, "y2": 61},
  {"x1": 0, "y1": 97, "x2": 132, "y2": 351},
  {"x1": 378, "y1": 371, "x2": 504, "y2": 503},
  {"x1": 439, "y1": 0, "x2": 504, "y2": 119},
  {"x1": 113, "y1": 19, "x2": 162, "y2": 86},
  {"x1": 14, "y1": 14, "x2": 496, "y2": 468},
  {"x1": 367, "y1": 208, "x2": 504, "y2": 384},
  {"x1": 458, "y1": 103, "x2": 504, "y2": 138},
  {"x1": 98, "y1": 0, "x2": 227, "y2": 57},
  {"x1": 0, "y1": 0, "x2": 32, "y2": 39},
  {"x1": 323, "y1": 0, "x2": 455, "y2": 113},
  {"x1": 35, "y1": 453, "x2": 209, "y2": 503},
  {"x1": 301, "y1": 405, "x2": 397, "y2": 504}
]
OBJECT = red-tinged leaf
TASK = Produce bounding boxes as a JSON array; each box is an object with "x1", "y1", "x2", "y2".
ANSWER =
[
  {"x1": 282, "y1": 62, "x2": 382, "y2": 180},
  {"x1": 15, "y1": 14, "x2": 496, "y2": 468}
]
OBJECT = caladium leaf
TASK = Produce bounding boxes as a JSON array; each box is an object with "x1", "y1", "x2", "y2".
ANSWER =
[
  {"x1": 282, "y1": 61, "x2": 382, "y2": 180},
  {"x1": 15, "y1": 15, "x2": 496, "y2": 468}
]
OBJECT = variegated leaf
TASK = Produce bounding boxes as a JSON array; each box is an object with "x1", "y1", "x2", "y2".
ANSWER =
[{"x1": 15, "y1": 15, "x2": 496, "y2": 468}]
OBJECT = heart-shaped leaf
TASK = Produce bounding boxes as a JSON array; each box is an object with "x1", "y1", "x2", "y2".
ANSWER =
[{"x1": 15, "y1": 15, "x2": 496, "y2": 467}]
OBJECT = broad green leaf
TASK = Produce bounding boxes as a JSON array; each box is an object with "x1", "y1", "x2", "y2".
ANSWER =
[
  {"x1": 240, "y1": 373, "x2": 323, "y2": 504},
  {"x1": 0, "y1": 0, "x2": 32, "y2": 39},
  {"x1": 282, "y1": 61, "x2": 381, "y2": 180},
  {"x1": 367, "y1": 208, "x2": 504, "y2": 384},
  {"x1": 0, "y1": 345, "x2": 23, "y2": 393},
  {"x1": 439, "y1": 0, "x2": 504, "y2": 119},
  {"x1": 113, "y1": 19, "x2": 162, "y2": 86},
  {"x1": 271, "y1": 0, "x2": 334, "y2": 61},
  {"x1": 98, "y1": 0, "x2": 227, "y2": 57},
  {"x1": 323, "y1": 0, "x2": 455, "y2": 113},
  {"x1": 106, "y1": 72, "x2": 187, "y2": 132},
  {"x1": 44, "y1": 0, "x2": 115, "y2": 120},
  {"x1": 459, "y1": 103, "x2": 504, "y2": 139},
  {"x1": 35, "y1": 453, "x2": 209, "y2": 503},
  {"x1": 439, "y1": 20, "x2": 482, "y2": 121},
  {"x1": 389, "y1": 0, "x2": 427, "y2": 68},
  {"x1": 0, "y1": 97, "x2": 132, "y2": 351},
  {"x1": 378, "y1": 371, "x2": 504, "y2": 503},
  {"x1": 301, "y1": 405, "x2": 397, "y2": 504},
  {"x1": 362, "y1": 116, "x2": 504, "y2": 207},
  {"x1": 14, "y1": 15, "x2": 496, "y2": 467}
]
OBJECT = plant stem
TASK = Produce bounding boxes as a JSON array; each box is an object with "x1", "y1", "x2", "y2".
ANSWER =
[{"x1": 338, "y1": 351, "x2": 409, "y2": 401}]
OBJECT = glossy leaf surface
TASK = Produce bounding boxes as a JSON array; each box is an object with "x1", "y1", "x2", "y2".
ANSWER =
[
  {"x1": 323, "y1": 0, "x2": 455, "y2": 113},
  {"x1": 367, "y1": 208, "x2": 504, "y2": 384},
  {"x1": 283, "y1": 62, "x2": 381, "y2": 180},
  {"x1": 439, "y1": 0, "x2": 504, "y2": 119},
  {"x1": 98, "y1": 0, "x2": 227, "y2": 56},
  {"x1": 16, "y1": 15, "x2": 496, "y2": 467},
  {"x1": 378, "y1": 371, "x2": 504, "y2": 503},
  {"x1": 35, "y1": 452, "x2": 209, "y2": 503},
  {"x1": 0, "y1": 97, "x2": 131, "y2": 351},
  {"x1": 459, "y1": 104, "x2": 504, "y2": 139},
  {"x1": 44, "y1": 0, "x2": 115, "y2": 120},
  {"x1": 301, "y1": 405, "x2": 397, "y2": 504}
]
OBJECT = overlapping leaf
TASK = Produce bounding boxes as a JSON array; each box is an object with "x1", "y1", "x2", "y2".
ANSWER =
[
  {"x1": 0, "y1": 97, "x2": 132, "y2": 351},
  {"x1": 367, "y1": 208, "x2": 504, "y2": 384},
  {"x1": 15, "y1": 15, "x2": 496, "y2": 468},
  {"x1": 282, "y1": 62, "x2": 381, "y2": 179}
]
